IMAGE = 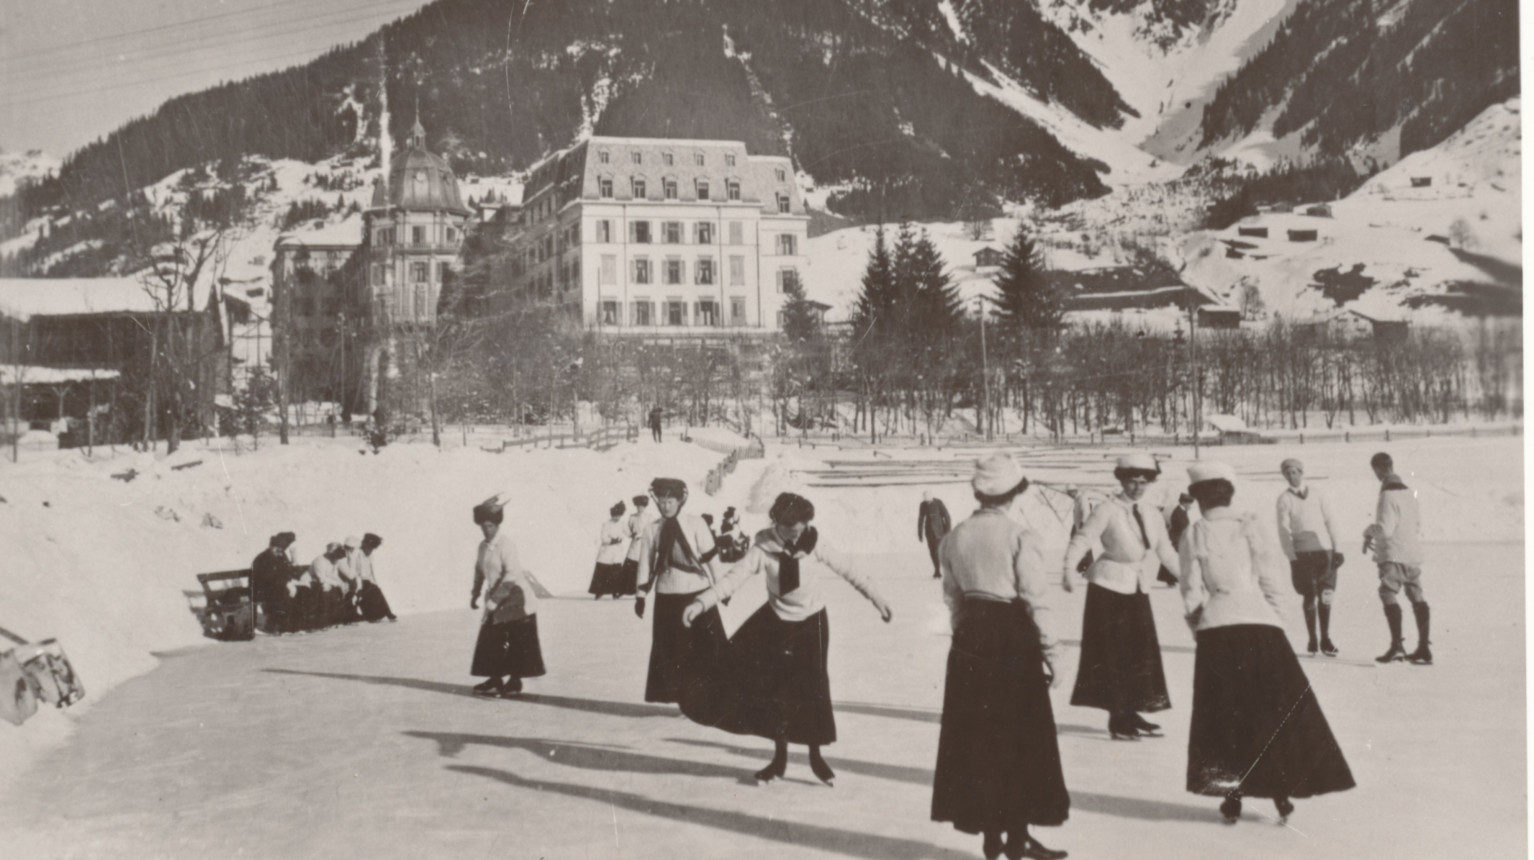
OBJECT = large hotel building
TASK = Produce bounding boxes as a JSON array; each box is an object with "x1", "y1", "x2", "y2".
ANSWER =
[{"x1": 504, "y1": 136, "x2": 809, "y2": 334}]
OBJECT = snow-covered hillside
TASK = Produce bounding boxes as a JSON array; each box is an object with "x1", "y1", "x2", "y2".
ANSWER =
[{"x1": 1179, "y1": 98, "x2": 1523, "y2": 321}]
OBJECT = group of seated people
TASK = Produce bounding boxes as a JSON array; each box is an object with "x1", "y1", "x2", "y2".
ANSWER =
[{"x1": 250, "y1": 531, "x2": 396, "y2": 633}]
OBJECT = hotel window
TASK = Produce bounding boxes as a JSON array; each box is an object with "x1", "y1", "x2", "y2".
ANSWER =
[
  {"x1": 601, "y1": 300, "x2": 619, "y2": 325},
  {"x1": 663, "y1": 152, "x2": 674, "y2": 166},
  {"x1": 727, "y1": 180, "x2": 740, "y2": 201},
  {"x1": 446, "y1": 227, "x2": 458, "y2": 243},
  {"x1": 730, "y1": 296, "x2": 747, "y2": 326},
  {"x1": 694, "y1": 152, "x2": 705, "y2": 166},
  {"x1": 412, "y1": 262, "x2": 429, "y2": 282},
  {"x1": 600, "y1": 254, "x2": 617, "y2": 285},
  {"x1": 665, "y1": 259, "x2": 683, "y2": 285},
  {"x1": 776, "y1": 267, "x2": 799, "y2": 293},
  {"x1": 666, "y1": 299, "x2": 686, "y2": 326},
  {"x1": 696, "y1": 178, "x2": 710, "y2": 200},
  {"x1": 695, "y1": 222, "x2": 714, "y2": 245},
  {"x1": 569, "y1": 223, "x2": 581, "y2": 245},
  {"x1": 776, "y1": 234, "x2": 797, "y2": 255},
  {"x1": 728, "y1": 221, "x2": 743, "y2": 245},
  {"x1": 663, "y1": 221, "x2": 682, "y2": 244},
  {"x1": 631, "y1": 177, "x2": 647, "y2": 199},
  {"x1": 695, "y1": 257, "x2": 716, "y2": 285},
  {"x1": 696, "y1": 299, "x2": 719, "y2": 326},
  {"x1": 663, "y1": 177, "x2": 678, "y2": 200},
  {"x1": 599, "y1": 177, "x2": 613, "y2": 198},
  {"x1": 571, "y1": 259, "x2": 581, "y2": 282},
  {"x1": 632, "y1": 301, "x2": 653, "y2": 326},
  {"x1": 633, "y1": 258, "x2": 652, "y2": 284},
  {"x1": 631, "y1": 151, "x2": 642, "y2": 164},
  {"x1": 598, "y1": 150, "x2": 610, "y2": 164},
  {"x1": 412, "y1": 226, "x2": 426, "y2": 244},
  {"x1": 725, "y1": 153, "x2": 736, "y2": 167},
  {"x1": 777, "y1": 194, "x2": 791, "y2": 214},
  {"x1": 775, "y1": 167, "x2": 787, "y2": 182},
  {"x1": 729, "y1": 255, "x2": 745, "y2": 286},
  {"x1": 596, "y1": 220, "x2": 612, "y2": 243},
  {"x1": 630, "y1": 220, "x2": 652, "y2": 243}
]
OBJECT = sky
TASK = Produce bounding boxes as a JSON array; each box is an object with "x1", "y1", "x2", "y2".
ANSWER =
[{"x1": 0, "y1": 0, "x2": 437, "y2": 159}]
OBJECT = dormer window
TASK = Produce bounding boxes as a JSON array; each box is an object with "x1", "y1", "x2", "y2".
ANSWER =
[
  {"x1": 777, "y1": 193, "x2": 790, "y2": 213},
  {"x1": 775, "y1": 167, "x2": 787, "y2": 182},
  {"x1": 631, "y1": 151, "x2": 642, "y2": 165},
  {"x1": 664, "y1": 177, "x2": 678, "y2": 200},
  {"x1": 725, "y1": 153, "x2": 736, "y2": 167},
  {"x1": 598, "y1": 150, "x2": 610, "y2": 164},
  {"x1": 632, "y1": 177, "x2": 647, "y2": 199},
  {"x1": 727, "y1": 180, "x2": 741, "y2": 201},
  {"x1": 663, "y1": 152, "x2": 674, "y2": 166},
  {"x1": 696, "y1": 178, "x2": 710, "y2": 200},
  {"x1": 694, "y1": 152, "x2": 705, "y2": 167},
  {"x1": 599, "y1": 177, "x2": 613, "y2": 198}
]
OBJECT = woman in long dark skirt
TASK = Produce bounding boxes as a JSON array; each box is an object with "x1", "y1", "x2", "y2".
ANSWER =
[
  {"x1": 682, "y1": 492, "x2": 892, "y2": 785},
  {"x1": 933, "y1": 454, "x2": 1068, "y2": 860},
  {"x1": 1179, "y1": 462, "x2": 1355, "y2": 824},
  {"x1": 588, "y1": 501, "x2": 630, "y2": 598},
  {"x1": 1061, "y1": 453, "x2": 1180, "y2": 740},
  {"x1": 469, "y1": 495, "x2": 546, "y2": 698},
  {"x1": 635, "y1": 479, "x2": 717, "y2": 703}
]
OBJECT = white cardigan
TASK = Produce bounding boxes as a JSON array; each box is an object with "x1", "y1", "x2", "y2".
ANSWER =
[
  {"x1": 1062, "y1": 493, "x2": 1180, "y2": 594},
  {"x1": 635, "y1": 512, "x2": 717, "y2": 595},
  {"x1": 1178, "y1": 507, "x2": 1287, "y2": 631},
  {"x1": 695, "y1": 528, "x2": 883, "y2": 623}
]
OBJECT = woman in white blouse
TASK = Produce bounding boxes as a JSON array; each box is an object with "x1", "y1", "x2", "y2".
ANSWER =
[
  {"x1": 932, "y1": 454, "x2": 1068, "y2": 860},
  {"x1": 682, "y1": 492, "x2": 892, "y2": 785},
  {"x1": 587, "y1": 501, "x2": 630, "y2": 598},
  {"x1": 468, "y1": 495, "x2": 545, "y2": 698},
  {"x1": 1179, "y1": 462, "x2": 1354, "y2": 824},
  {"x1": 1061, "y1": 454, "x2": 1179, "y2": 740}
]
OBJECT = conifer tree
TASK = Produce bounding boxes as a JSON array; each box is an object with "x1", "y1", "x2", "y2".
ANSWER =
[
  {"x1": 908, "y1": 229, "x2": 963, "y2": 341},
  {"x1": 992, "y1": 223, "x2": 1064, "y2": 332}
]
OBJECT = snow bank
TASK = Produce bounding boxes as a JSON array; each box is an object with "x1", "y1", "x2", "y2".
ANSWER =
[{"x1": 0, "y1": 432, "x2": 744, "y2": 778}]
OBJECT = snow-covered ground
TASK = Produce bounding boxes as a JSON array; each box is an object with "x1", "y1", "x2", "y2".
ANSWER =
[{"x1": 0, "y1": 430, "x2": 1523, "y2": 857}]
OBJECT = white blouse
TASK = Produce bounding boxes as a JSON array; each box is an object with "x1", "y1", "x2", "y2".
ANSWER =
[
  {"x1": 1062, "y1": 494, "x2": 1180, "y2": 594},
  {"x1": 696, "y1": 528, "x2": 881, "y2": 623},
  {"x1": 1178, "y1": 506, "x2": 1287, "y2": 631},
  {"x1": 596, "y1": 519, "x2": 628, "y2": 565}
]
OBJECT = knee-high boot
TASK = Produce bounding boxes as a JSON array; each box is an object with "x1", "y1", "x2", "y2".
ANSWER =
[
  {"x1": 1407, "y1": 603, "x2": 1432, "y2": 665},
  {"x1": 1376, "y1": 604, "x2": 1407, "y2": 662}
]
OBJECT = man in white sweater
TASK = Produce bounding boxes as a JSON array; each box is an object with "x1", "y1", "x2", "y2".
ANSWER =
[
  {"x1": 1364, "y1": 452, "x2": 1430, "y2": 665},
  {"x1": 1276, "y1": 458, "x2": 1341, "y2": 656}
]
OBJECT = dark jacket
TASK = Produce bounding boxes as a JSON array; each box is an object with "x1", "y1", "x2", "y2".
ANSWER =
[{"x1": 918, "y1": 499, "x2": 952, "y2": 543}]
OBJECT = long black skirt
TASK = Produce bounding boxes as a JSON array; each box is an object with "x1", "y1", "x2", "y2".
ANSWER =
[
  {"x1": 1071, "y1": 583, "x2": 1171, "y2": 714},
  {"x1": 645, "y1": 591, "x2": 705, "y2": 703},
  {"x1": 470, "y1": 615, "x2": 547, "y2": 679},
  {"x1": 681, "y1": 606, "x2": 836, "y2": 745},
  {"x1": 1188, "y1": 624, "x2": 1355, "y2": 799},
  {"x1": 587, "y1": 562, "x2": 627, "y2": 596},
  {"x1": 357, "y1": 581, "x2": 394, "y2": 622},
  {"x1": 618, "y1": 559, "x2": 640, "y2": 595},
  {"x1": 933, "y1": 599, "x2": 1069, "y2": 833}
]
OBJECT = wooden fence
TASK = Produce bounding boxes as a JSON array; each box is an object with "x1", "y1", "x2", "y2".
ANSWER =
[
  {"x1": 479, "y1": 423, "x2": 639, "y2": 454},
  {"x1": 701, "y1": 436, "x2": 766, "y2": 496}
]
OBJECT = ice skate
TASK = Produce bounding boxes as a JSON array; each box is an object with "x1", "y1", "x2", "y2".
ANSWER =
[
  {"x1": 1007, "y1": 834, "x2": 1067, "y2": 860},
  {"x1": 808, "y1": 746, "x2": 836, "y2": 786},
  {"x1": 1407, "y1": 644, "x2": 1432, "y2": 665},
  {"x1": 1376, "y1": 641, "x2": 1408, "y2": 663},
  {"x1": 1320, "y1": 639, "x2": 1338, "y2": 657},
  {"x1": 1220, "y1": 793, "x2": 1242, "y2": 824},
  {"x1": 1274, "y1": 797, "x2": 1294, "y2": 823}
]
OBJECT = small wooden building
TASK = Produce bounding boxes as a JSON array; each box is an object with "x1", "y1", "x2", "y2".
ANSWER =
[
  {"x1": 973, "y1": 247, "x2": 1005, "y2": 268},
  {"x1": 1288, "y1": 229, "x2": 1319, "y2": 242}
]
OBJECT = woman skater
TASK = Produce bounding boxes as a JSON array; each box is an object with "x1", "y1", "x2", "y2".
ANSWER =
[
  {"x1": 1061, "y1": 454, "x2": 1179, "y2": 740},
  {"x1": 619, "y1": 495, "x2": 652, "y2": 596},
  {"x1": 469, "y1": 495, "x2": 546, "y2": 698},
  {"x1": 1179, "y1": 462, "x2": 1354, "y2": 824},
  {"x1": 682, "y1": 492, "x2": 892, "y2": 785},
  {"x1": 635, "y1": 479, "x2": 717, "y2": 703},
  {"x1": 588, "y1": 501, "x2": 629, "y2": 598},
  {"x1": 933, "y1": 454, "x2": 1068, "y2": 860}
]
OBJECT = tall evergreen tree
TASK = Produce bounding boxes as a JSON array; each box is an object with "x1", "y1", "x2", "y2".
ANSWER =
[
  {"x1": 908, "y1": 229, "x2": 964, "y2": 340},
  {"x1": 992, "y1": 223, "x2": 1065, "y2": 332},
  {"x1": 851, "y1": 225, "x2": 897, "y2": 342}
]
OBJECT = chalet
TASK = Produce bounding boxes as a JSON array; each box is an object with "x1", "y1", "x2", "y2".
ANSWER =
[
  {"x1": 1287, "y1": 229, "x2": 1319, "y2": 242},
  {"x1": 973, "y1": 247, "x2": 1005, "y2": 268},
  {"x1": 0, "y1": 277, "x2": 230, "y2": 443},
  {"x1": 1044, "y1": 266, "x2": 1214, "y2": 312},
  {"x1": 1237, "y1": 226, "x2": 1269, "y2": 238},
  {"x1": 1291, "y1": 308, "x2": 1408, "y2": 342},
  {"x1": 1198, "y1": 306, "x2": 1243, "y2": 329},
  {"x1": 1410, "y1": 176, "x2": 1433, "y2": 188}
]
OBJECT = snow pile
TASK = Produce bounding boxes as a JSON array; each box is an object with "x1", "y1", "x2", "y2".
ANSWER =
[{"x1": 0, "y1": 432, "x2": 744, "y2": 774}]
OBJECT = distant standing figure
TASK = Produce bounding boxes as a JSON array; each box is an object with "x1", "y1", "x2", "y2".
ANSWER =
[
  {"x1": 469, "y1": 495, "x2": 546, "y2": 697},
  {"x1": 619, "y1": 496, "x2": 652, "y2": 596},
  {"x1": 918, "y1": 491, "x2": 952, "y2": 579},
  {"x1": 588, "y1": 501, "x2": 630, "y2": 598},
  {"x1": 355, "y1": 533, "x2": 396, "y2": 622},
  {"x1": 1167, "y1": 493, "x2": 1195, "y2": 549},
  {"x1": 649, "y1": 406, "x2": 664, "y2": 442},
  {"x1": 251, "y1": 531, "x2": 298, "y2": 633},
  {"x1": 1180, "y1": 461, "x2": 1355, "y2": 824},
  {"x1": 1275, "y1": 458, "x2": 1341, "y2": 656},
  {"x1": 933, "y1": 454, "x2": 1069, "y2": 860},
  {"x1": 1364, "y1": 452, "x2": 1430, "y2": 665},
  {"x1": 1062, "y1": 454, "x2": 1179, "y2": 741}
]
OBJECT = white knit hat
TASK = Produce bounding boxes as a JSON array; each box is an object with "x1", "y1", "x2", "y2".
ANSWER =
[
  {"x1": 1116, "y1": 453, "x2": 1158, "y2": 472},
  {"x1": 973, "y1": 453, "x2": 1027, "y2": 496},
  {"x1": 343, "y1": 535, "x2": 361, "y2": 549},
  {"x1": 1188, "y1": 461, "x2": 1237, "y2": 484}
]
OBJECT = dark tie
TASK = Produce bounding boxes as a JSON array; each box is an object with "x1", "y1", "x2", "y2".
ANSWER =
[
  {"x1": 778, "y1": 553, "x2": 800, "y2": 594},
  {"x1": 1132, "y1": 504, "x2": 1151, "y2": 550},
  {"x1": 1294, "y1": 488, "x2": 1308, "y2": 500}
]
